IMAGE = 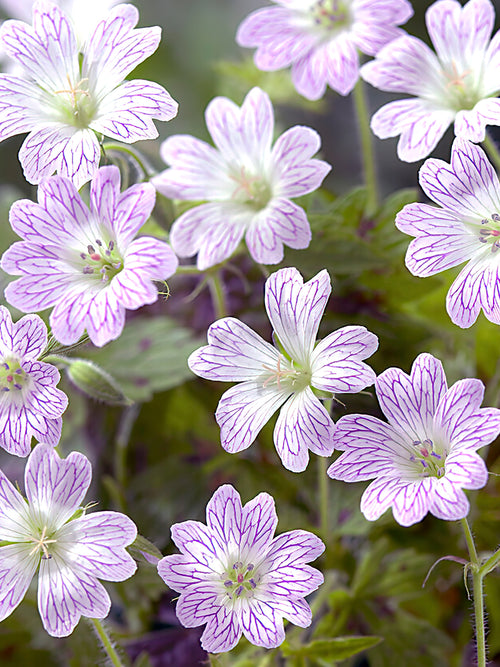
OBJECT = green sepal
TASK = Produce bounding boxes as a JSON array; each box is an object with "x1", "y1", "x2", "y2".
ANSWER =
[{"x1": 281, "y1": 635, "x2": 382, "y2": 661}]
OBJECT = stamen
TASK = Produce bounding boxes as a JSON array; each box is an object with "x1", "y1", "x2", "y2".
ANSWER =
[
  {"x1": 235, "y1": 585, "x2": 244, "y2": 597},
  {"x1": 95, "y1": 239, "x2": 103, "y2": 246},
  {"x1": 2, "y1": 363, "x2": 9, "y2": 370},
  {"x1": 224, "y1": 580, "x2": 233, "y2": 588},
  {"x1": 13, "y1": 383, "x2": 22, "y2": 390},
  {"x1": 80, "y1": 252, "x2": 87, "y2": 259},
  {"x1": 87, "y1": 245, "x2": 95, "y2": 254}
]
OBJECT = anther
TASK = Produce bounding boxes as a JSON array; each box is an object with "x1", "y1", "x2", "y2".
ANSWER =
[
  {"x1": 80, "y1": 252, "x2": 87, "y2": 259},
  {"x1": 235, "y1": 585, "x2": 244, "y2": 597},
  {"x1": 249, "y1": 578, "x2": 256, "y2": 589},
  {"x1": 13, "y1": 383, "x2": 22, "y2": 390},
  {"x1": 492, "y1": 213, "x2": 500, "y2": 221},
  {"x1": 87, "y1": 245, "x2": 95, "y2": 254},
  {"x1": 224, "y1": 580, "x2": 233, "y2": 588},
  {"x1": 108, "y1": 241, "x2": 114, "y2": 251},
  {"x1": 233, "y1": 561, "x2": 243, "y2": 569},
  {"x1": 2, "y1": 363, "x2": 9, "y2": 371},
  {"x1": 95, "y1": 239, "x2": 102, "y2": 246}
]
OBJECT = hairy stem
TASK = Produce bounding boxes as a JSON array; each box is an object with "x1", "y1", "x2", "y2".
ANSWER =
[
  {"x1": 90, "y1": 618, "x2": 127, "y2": 667},
  {"x1": 352, "y1": 78, "x2": 378, "y2": 215},
  {"x1": 208, "y1": 272, "x2": 227, "y2": 319},
  {"x1": 461, "y1": 517, "x2": 486, "y2": 667}
]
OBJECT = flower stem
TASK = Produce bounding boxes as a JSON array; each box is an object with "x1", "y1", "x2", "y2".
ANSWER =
[
  {"x1": 352, "y1": 78, "x2": 378, "y2": 215},
  {"x1": 461, "y1": 517, "x2": 486, "y2": 667},
  {"x1": 102, "y1": 142, "x2": 153, "y2": 179},
  {"x1": 115, "y1": 403, "x2": 140, "y2": 494},
  {"x1": 482, "y1": 133, "x2": 500, "y2": 173},
  {"x1": 208, "y1": 272, "x2": 227, "y2": 319},
  {"x1": 479, "y1": 547, "x2": 500, "y2": 577},
  {"x1": 90, "y1": 618, "x2": 126, "y2": 667},
  {"x1": 318, "y1": 456, "x2": 329, "y2": 538}
]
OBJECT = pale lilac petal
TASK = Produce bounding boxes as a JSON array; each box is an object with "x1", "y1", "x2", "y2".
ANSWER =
[
  {"x1": 397, "y1": 110, "x2": 455, "y2": 162},
  {"x1": 169, "y1": 203, "x2": 246, "y2": 271},
  {"x1": 273, "y1": 389, "x2": 334, "y2": 473},
  {"x1": 200, "y1": 607, "x2": 241, "y2": 653},
  {"x1": 328, "y1": 415, "x2": 409, "y2": 481},
  {"x1": 38, "y1": 555, "x2": 111, "y2": 637},
  {"x1": 91, "y1": 80, "x2": 178, "y2": 142},
  {"x1": 446, "y1": 256, "x2": 499, "y2": 327},
  {"x1": 0, "y1": 544, "x2": 38, "y2": 622},
  {"x1": 239, "y1": 492, "x2": 278, "y2": 562},
  {"x1": 311, "y1": 326, "x2": 378, "y2": 393},
  {"x1": 154, "y1": 134, "x2": 230, "y2": 200},
  {"x1": 158, "y1": 553, "x2": 216, "y2": 591},
  {"x1": 83, "y1": 5, "x2": 160, "y2": 97},
  {"x1": 85, "y1": 289, "x2": 126, "y2": 347},
  {"x1": 205, "y1": 484, "x2": 243, "y2": 550},
  {"x1": 0, "y1": 75, "x2": 43, "y2": 140},
  {"x1": 188, "y1": 317, "x2": 279, "y2": 383},
  {"x1": 391, "y1": 478, "x2": 435, "y2": 526},
  {"x1": 435, "y1": 378, "x2": 500, "y2": 450},
  {"x1": 25, "y1": 445, "x2": 91, "y2": 528},
  {"x1": 419, "y1": 139, "x2": 500, "y2": 219},
  {"x1": 216, "y1": 382, "x2": 290, "y2": 454},
  {"x1": 11, "y1": 313, "x2": 47, "y2": 360},
  {"x1": 241, "y1": 601, "x2": 285, "y2": 649},
  {"x1": 270, "y1": 126, "x2": 331, "y2": 198},
  {"x1": 264, "y1": 268, "x2": 331, "y2": 366},
  {"x1": 396, "y1": 204, "x2": 477, "y2": 277},
  {"x1": 174, "y1": 585, "x2": 220, "y2": 627},
  {"x1": 266, "y1": 530, "x2": 325, "y2": 571},
  {"x1": 428, "y1": 478, "x2": 470, "y2": 521},
  {"x1": 360, "y1": 477, "x2": 410, "y2": 522},
  {"x1": 59, "y1": 511, "x2": 137, "y2": 581},
  {"x1": 245, "y1": 199, "x2": 312, "y2": 264},
  {"x1": 205, "y1": 87, "x2": 274, "y2": 165},
  {"x1": 0, "y1": 471, "x2": 31, "y2": 541},
  {"x1": 426, "y1": 0, "x2": 494, "y2": 62},
  {"x1": 376, "y1": 353, "x2": 447, "y2": 438},
  {"x1": 445, "y1": 450, "x2": 488, "y2": 489}
]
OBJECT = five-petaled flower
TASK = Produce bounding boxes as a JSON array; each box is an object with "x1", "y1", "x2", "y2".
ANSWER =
[
  {"x1": 0, "y1": 307, "x2": 67, "y2": 457},
  {"x1": 1, "y1": 165, "x2": 178, "y2": 347},
  {"x1": 327, "y1": 353, "x2": 500, "y2": 526},
  {"x1": 153, "y1": 87, "x2": 330, "y2": 269},
  {"x1": 0, "y1": 1, "x2": 178, "y2": 187},
  {"x1": 396, "y1": 138, "x2": 500, "y2": 328},
  {"x1": 236, "y1": 0, "x2": 413, "y2": 100},
  {"x1": 362, "y1": 0, "x2": 500, "y2": 161},
  {"x1": 158, "y1": 484, "x2": 324, "y2": 653},
  {"x1": 0, "y1": 444, "x2": 137, "y2": 636},
  {"x1": 188, "y1": 267, "x2": 378, "y2": 472}
]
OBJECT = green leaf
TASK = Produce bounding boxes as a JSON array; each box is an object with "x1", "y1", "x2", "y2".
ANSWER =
[
  {"x1": 282, "y1": 635, "x2": 382, "y2": 661},
  {"x1": 129, "y1": 534, "x2": 163, "y2": 563},
  {"x1": 81, "y1": 316, "x2": 204, "y2": 401}
]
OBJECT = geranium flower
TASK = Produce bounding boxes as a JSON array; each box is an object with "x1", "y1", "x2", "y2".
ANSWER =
[
  {"x1": 158, "y1": 484, "x2": 324, "y2": 653},
  {"x1": 1, "y1": 165, "x2": 178, "y2": 347},
  {"x1": 188, "y1": 267, "x2": 378, "y2": 472},
  {"x1": 327, "y1": 353, "x2": 500, "y2": 526},
  {"x1": 236, "y1": 0, "x2": 413, "y2": 100},
  {"x1": 0, "y1": 444, "x2": 137, "y2": 636},
  {"x1": 0, "y1": 307, "x2": 67, "y2": 457},
  {"x1": 361, "y1": 0, "x2": 500, "y2": 161},
  {"x1": 396, "y1": 138, "x2": 500, "y2": 328},
  {"x1": 153, "y1": 87, "x2": 330, "y2": 269},
  {"x1": 0, "y1": 1, "x2": 178, "y2": 187}
]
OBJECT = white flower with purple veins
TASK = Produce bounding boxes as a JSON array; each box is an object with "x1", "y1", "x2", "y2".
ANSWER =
[
  {"x1": 188, "y1": 267, "x2": 378, "y2": 472},
  {"x1": 328, "y1": 353, "x2": 500, "y2": 526},
  {"x1": 396, "y1": 139, "x2": 500, "y2": 328},
  {"x1": 0, "y1": 1, "x2": 178, "y2": 187},
  {"x1": 361, "y1": 0, "x2": 500, "y2": 162},
  {"x1": 235, "y1": 0, "x2": 413, "y2": 101},
  {"x1": 158, "y1": 484, "x2": 324, "y2": 653},
  {"x1": 1, "y1": 165, "x2": 178, "y2": 347},
  {"x1": 153, "y1": 87, "x2": 331, "y2": 269},
  {"x1": 0, "y1": 307, "x2": 67, "y2": 457},
  {"x1": 0, "y1": 444, "x2": 137, "y2": 636}
]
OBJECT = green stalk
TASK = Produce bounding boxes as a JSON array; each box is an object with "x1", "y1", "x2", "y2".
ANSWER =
[
  {"x1": 102, "y1": 142, "x2": 152, "y2": 179},
  {"x1": 318, "y1": 455, "x2": 329, "y2": 538},
  {"x1": 482, "y1": 133, "x2": 500, "y2": 172},
  {"x1": 208, "y1": 272, "x2": 227, "y2": 319},
  {"x1": 461, "y1": 517, "x2": 486, "y2": 667},
  {"x1": 479, "y1": 547, "x2": 500, "y2": 577},
  {"x1": 90, "y1": 618, "x2": 126, "y2": 667},
  {"x1": 352, "y1": 78, "x2": 379, "y2": 215}
]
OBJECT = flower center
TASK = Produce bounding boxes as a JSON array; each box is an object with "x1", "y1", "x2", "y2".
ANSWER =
[
  {"x1": 310, "y1": 0, "x2": 350, "y2": 30},
  {"x1": 79, "y1": 238, "x2": 123, "y2": 283},
  {"x1": 28, "y1": 525, "x2": 57, "y2": 560},
  {"x1": 53, "y1": 73, "x2": 95, "y2": 128},
  {"x1": 222, "y1": 561, "x2": 259, "y2": 600},
  {"x1": 409, "y1": 438, "x2": 446, "y2": 478},
  {"x1": 443, "y1": 61, "x2": 478, "y2": 111},
  {"x1": 0, "y1": 358, "x2": 27, "y2": 393},
  {"x1": 262, "y1": 354, "x2": 312, "y2": 392},
  {"x1": 230, "y1": 167, "x2": 272, "y2": 210},
  {"x1": 477, "y1": 213, "x2": 500, "y2": 253}
]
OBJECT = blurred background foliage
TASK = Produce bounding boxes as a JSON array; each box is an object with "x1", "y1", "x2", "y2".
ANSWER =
[{"x1": 0, "y1": 0, "x2": 499, "y2": 666}]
